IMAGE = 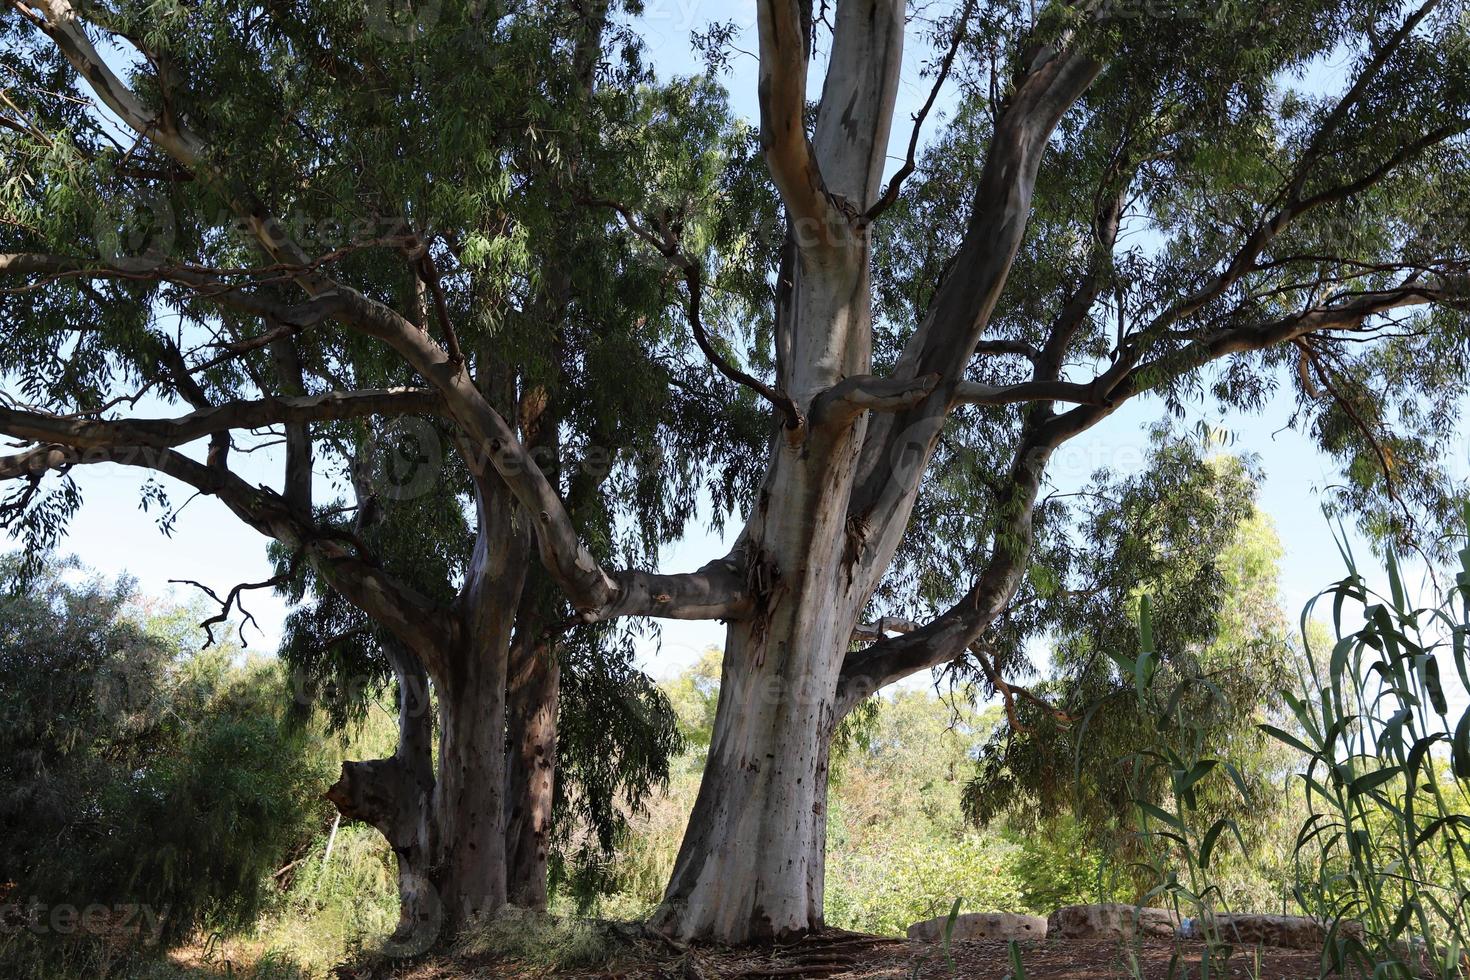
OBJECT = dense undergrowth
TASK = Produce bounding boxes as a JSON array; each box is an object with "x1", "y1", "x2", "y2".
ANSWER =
[{"x1": 5, "y1": 516, "x2": 1470, "y2": 979}]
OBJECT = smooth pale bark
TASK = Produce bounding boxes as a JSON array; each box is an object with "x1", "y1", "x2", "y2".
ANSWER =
[
  {"x1": 650, "y1": 385, "x2": 879, "y2": 940},
  {"x1": 651, "y1": 612, "x2": 843, "y2": 941},
  {"x1": 649, "y1": 0, "x2": 901, "y2": 944}
]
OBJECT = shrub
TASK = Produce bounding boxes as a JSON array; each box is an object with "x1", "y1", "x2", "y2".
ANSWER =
[{"x1": 0, "y1": 556, "x2": 330, "y2": 963}]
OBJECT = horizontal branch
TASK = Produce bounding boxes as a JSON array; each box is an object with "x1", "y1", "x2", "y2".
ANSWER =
[
  {"x1": 0, "y1": 441, "x2": 455, "y2": 657},
  {"x1": 0, "y1": 389, "x2": 444, "y2": 451},
  {"x1": 810, "y1": 373, "x2": 940, "y2": 428},
  {"x1": 584, "y1": 553, "x2": 752, "y2": 624},
  {"x1": 0, "y1": 253, "x2": 351, "y2": 332},
  {"x1": 1100, "y1": 283, "x2": 1451, "y2": 406},
  {"x1": 950, "y1": 377, "x2": 1109, "y2": 408},
  {"x1": 846, "y1": 615, "x2": 1068, "y2": 732},
  {"x1": 972, "y1": 339, "x2": 1041, "y2": 360}
]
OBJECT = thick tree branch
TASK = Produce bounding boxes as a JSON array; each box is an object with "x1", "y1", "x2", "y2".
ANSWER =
[
  {"x1": 1097, "y1": 283, "x2": 1451, "y2": 407},
  {"x1": 0, "y1": 442, "x2": 454, "y2": 658},
  {"x1": 950, "y1": 377, "x2": 1110, "y2": 408},
  {"x1": 0, "y1": 388, "x2": 445, "y2": 451},
  {"x1": 810, "y1": 373, "x2": 940, "y2": 428},
  {"x1": 0, "y1": 253, "x2": 352, "y2": 337},
  {"x1": 844, "y1": 42, "x2": 1102, "y2": 601},
  {"x1": 756, "y1": 0, "x2": 833, "y2": 231},
  {"x1": 19, "y1": 0, "x2": 206, "y2": 166},
  {"x1": 589, "y1": 554, "x2": 753, "y2": 624},
  {"x1": 846, "y1": 616, "x2": 1069, "y2": 731},
  {"x1": 812, "y1": 0, "x2": 906, "y2": 209}
]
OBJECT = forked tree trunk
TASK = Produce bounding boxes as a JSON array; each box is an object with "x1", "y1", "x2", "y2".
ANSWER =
[
  {"x1": 649, "y1": 0, "x2": 1105, "y2": 942},
  {"x1": 651, "y1": 352, "x2": 873, "y2": 942},
  {"x1": 327, "y1": 611, "x2": 517, "y2": 945}
]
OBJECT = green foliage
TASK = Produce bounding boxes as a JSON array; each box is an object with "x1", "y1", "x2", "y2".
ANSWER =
[
  {"x1": 0, "y1": 554, "x2": 330, "y2": 957},
  {"x1": 826, "y1": 834, "x2": 1027, "y2": 938},
  {"x1": 1113, "y1": 592, "x2": 1262, "y2": 972},
  {"x1": 867, "y1": 0, "x2": 1470, "y2": 675},
  {"x1": 965, "y1": 441, "x2": 1300, "y2": 864},
  {"x1": 256, "y1": 823, "x2": 397, "y2": 973},
  {"x1": 550, "y1": 623, "x2": 685, "y2": 906},
  {"x1": 1005, "y1": 816, "x2": 1116, "y2": 913}
]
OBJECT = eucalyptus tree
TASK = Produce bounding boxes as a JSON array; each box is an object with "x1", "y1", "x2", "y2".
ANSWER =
[
  {"x1": 5, "y1": 0, "x2": 1470, "y2": 951},
  {"x1": 638, "y1": 0, "x2": 1468, "y2": 943},
  {"x1": 0, "y1": 0, "x2": 758, "y2": 940}
]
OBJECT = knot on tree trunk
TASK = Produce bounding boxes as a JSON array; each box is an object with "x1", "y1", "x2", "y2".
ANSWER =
[{"x1": 326, "y1": 757, "x2": 424, "y2": 845}]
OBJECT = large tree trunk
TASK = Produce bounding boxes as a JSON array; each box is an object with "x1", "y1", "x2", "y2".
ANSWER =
[
  {"x1": 650, "y1": 0, "x2": 900, "y2": 938},
  {"x1": 325, "y1": 643, "x2": 442, "y2": 951},
  {"x1": 651, "y1": 368, "x2": 872, "y2": 942},
  {"x1": 327, "y1": 597, "x2": 520, "y2": 944},
  {"x1": 651, "y1": 613, "x2": 843, "y2": 942},
  {"x1": 505, "y1": 626, "x2": 559, "y2": 909},
  {"x1": 431, "y1": 636, "x2": 512, "y2": 928}
]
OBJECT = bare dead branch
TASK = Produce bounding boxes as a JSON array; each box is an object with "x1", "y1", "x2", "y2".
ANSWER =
[{"x1": 169, "y1": 569, "x2": 291, "y2": 646}]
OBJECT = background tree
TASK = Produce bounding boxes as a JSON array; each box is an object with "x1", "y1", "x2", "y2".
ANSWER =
[
  {"x1": 0, "y1": 554, "x2": 326, "y2": 949},
  {"x1": 963, "y1": 440, "x2": 1302, "y2": 889}
]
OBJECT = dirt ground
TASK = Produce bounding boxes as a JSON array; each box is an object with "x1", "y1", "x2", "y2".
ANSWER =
[{"x1": 340, "y1": 928, "x2": 1329, "y2": 979}]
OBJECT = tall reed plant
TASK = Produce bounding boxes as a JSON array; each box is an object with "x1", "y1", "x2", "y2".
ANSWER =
[{"x1": 1260, "y1": 521, "x2": 1470, "y2": 978}]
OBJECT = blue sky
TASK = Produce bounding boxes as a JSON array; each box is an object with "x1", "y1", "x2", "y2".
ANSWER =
[{"x1": 15, "y1": 1, "x2": 1469, "y2": 710}]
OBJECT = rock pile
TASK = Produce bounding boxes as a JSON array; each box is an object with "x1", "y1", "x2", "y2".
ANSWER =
[
  {"x1": 905, "y1": 911, "x2": 1049, "y2": 943},
  {"x1": 906, "y1": 904, "x2": 1361, "y2": 953}
]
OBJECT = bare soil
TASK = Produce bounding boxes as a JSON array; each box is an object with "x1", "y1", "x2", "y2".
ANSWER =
[{"x1": 337, "y1": 928, "x2": 1327, "y2": 979}]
